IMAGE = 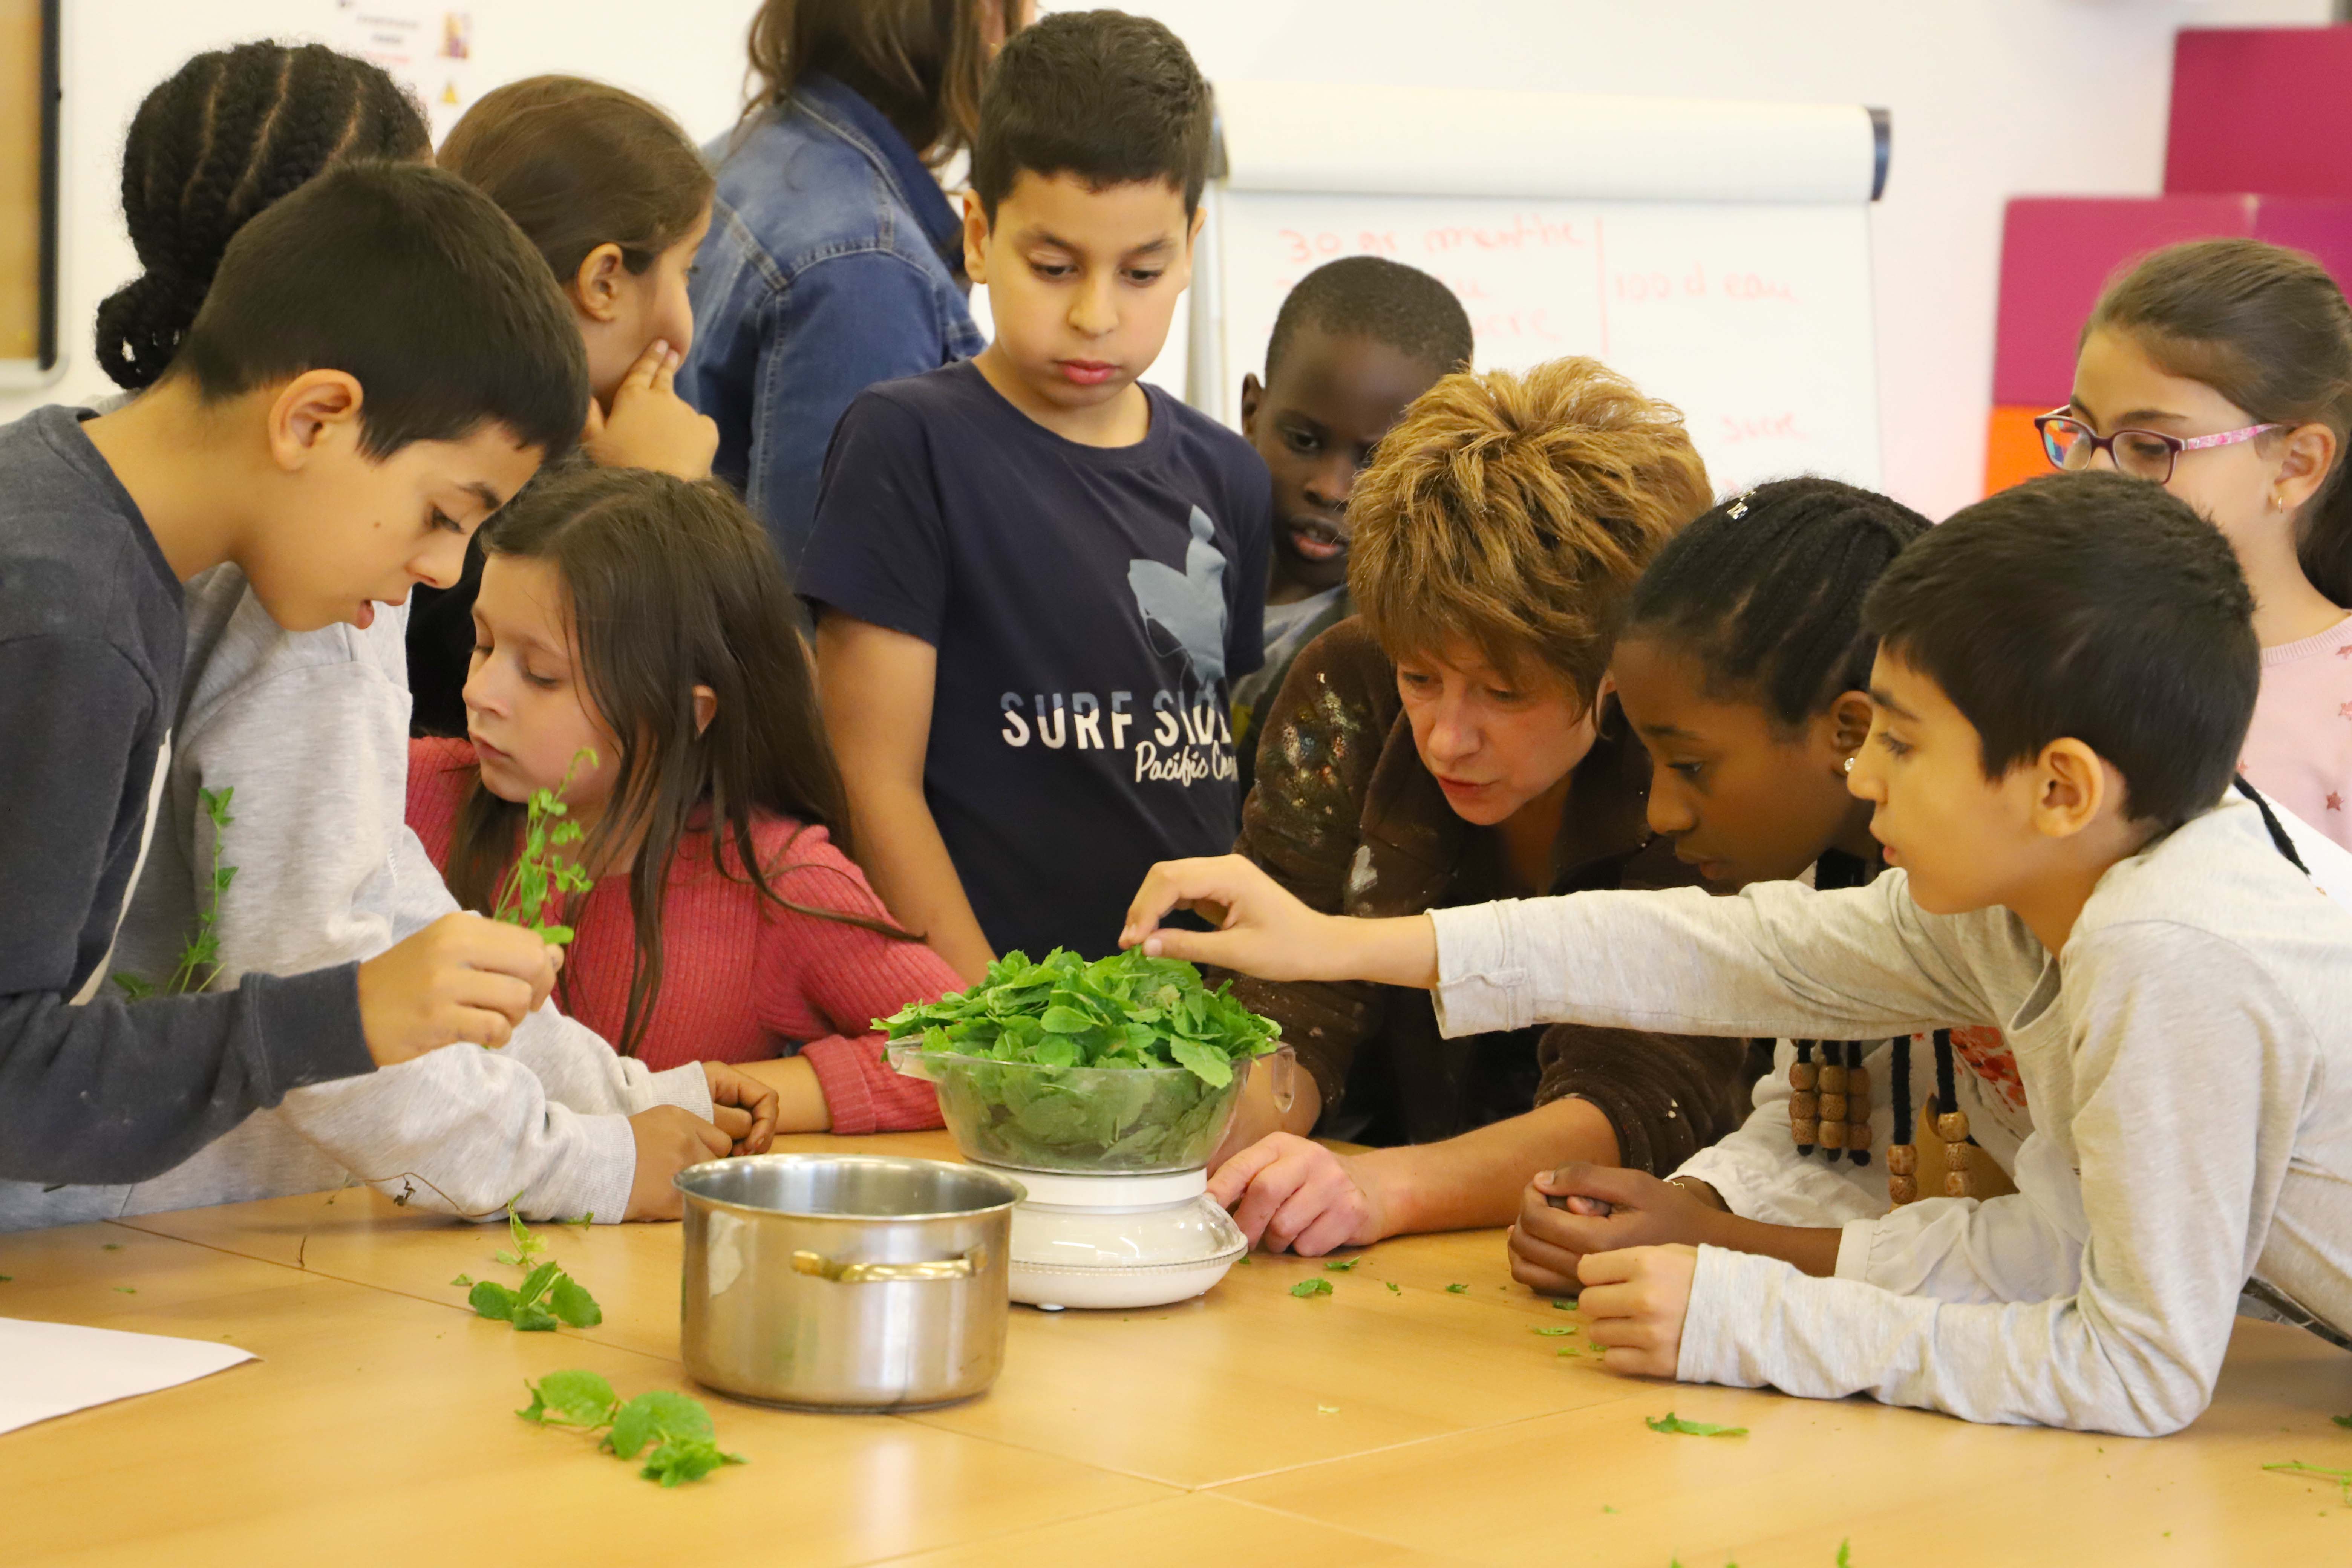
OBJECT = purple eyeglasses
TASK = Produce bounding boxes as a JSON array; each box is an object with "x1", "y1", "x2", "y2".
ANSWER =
[{"x1": 2034, "y1": 410, "x2": 2283, "y2": 485}]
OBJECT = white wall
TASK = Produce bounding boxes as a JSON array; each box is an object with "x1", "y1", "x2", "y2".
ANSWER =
[{"x1": 6, "y1": 0, "x2": 2332, "y2": 518}]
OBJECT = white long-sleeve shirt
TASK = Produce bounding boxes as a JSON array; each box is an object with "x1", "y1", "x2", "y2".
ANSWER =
[
  {"x1": 1430, "y1": 790, "x2": 2352, "y2": 1436},
  {"x1": 0, "y1": 568, "x2": 710, "y2": 1233}
]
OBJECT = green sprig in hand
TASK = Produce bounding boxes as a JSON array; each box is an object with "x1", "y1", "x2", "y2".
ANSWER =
[
  {"x1": 115, "y1": 786, "x2": 237, "y2": 1000},
  {"x1": 492, "y1": 749, "x2": 597, "y2": 945}
]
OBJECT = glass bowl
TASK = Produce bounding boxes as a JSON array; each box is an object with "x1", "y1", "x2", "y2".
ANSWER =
[{"x1": 887, "y1": 1043, "x2": 1294, "y2": 1175}]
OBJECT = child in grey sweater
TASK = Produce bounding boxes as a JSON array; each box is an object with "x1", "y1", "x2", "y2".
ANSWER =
[
  {"x1": 1124, "y1": 472, "x2": 2352, "y2": 1436},
  {"x1": 0, "y1": 568, "x2": 766, "y2": 1230}
]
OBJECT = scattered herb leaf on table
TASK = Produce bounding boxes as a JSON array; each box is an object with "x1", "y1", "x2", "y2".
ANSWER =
[
  {"x1": 1290, "y1": 1277, "x2": 1333, "y2": 1298},
  {"x1": 1646, "y1": 1412, "x2": 1748, "y2": 1438},
  {"x1": 517, "y1": 1372, "x2": 746, "y2": 1487}
]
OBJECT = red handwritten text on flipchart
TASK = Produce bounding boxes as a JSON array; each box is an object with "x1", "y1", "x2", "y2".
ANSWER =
[
  {"x1": 1720, "y1": 413, "x2": 1807, "y2": 444},
  {"x1": 1612, "y1": 266, "x2": 1799, "y2": 305}
]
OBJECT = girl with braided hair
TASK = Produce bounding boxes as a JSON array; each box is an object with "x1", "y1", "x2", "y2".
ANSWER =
[
  {"x1": 95, "y1": 41, "x2": 431, "y2": 394},
  {"x1": 1504, "y1": 478, "x2": 2032, "y2": 1296}
]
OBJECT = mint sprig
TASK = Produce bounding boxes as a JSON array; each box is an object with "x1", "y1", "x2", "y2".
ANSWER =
[{"x1": 516, "y1": 1371, "x2": 746, "y2": 1487}]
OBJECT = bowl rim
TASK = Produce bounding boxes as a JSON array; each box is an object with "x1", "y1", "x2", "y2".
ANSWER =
[
  {"x1": 885, "y1": 1040, "x2": 1276, "y2": 1078},
  {"x1": 672, "y1": 1152, "x2": 1028, "y2": 1220}
]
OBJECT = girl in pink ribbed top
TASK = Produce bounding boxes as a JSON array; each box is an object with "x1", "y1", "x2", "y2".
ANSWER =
[
  {"x1": 2056, "y1": 240, "x2": 2352, "y2": 848},
  {"x1": 406, "y1": 466, "x2": 952, "y2": 1133}
]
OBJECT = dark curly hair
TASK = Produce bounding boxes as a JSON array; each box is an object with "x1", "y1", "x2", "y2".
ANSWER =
[{"x1": 96, "y1": 41, "x2": 429, "y2": 391}]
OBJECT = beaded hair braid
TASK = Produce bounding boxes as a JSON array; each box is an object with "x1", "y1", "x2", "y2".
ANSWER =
[{"x1": 96, "y1": 42, "x2": 430, "y2": 391}]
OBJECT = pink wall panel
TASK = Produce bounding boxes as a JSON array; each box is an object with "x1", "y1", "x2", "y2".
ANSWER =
[{"x1": 2168, "y1": 28, "x2": 2352, "y2": 199}]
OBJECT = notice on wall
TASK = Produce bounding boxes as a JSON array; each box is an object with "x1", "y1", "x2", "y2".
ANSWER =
[{"x1": 332, "y1": 1, "x2": 477, "y2": 143}]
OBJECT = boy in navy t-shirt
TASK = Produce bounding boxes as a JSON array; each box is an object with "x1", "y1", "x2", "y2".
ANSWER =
[{"x1": 802, "y1": 11, "x2": 1269, "y2": 976}]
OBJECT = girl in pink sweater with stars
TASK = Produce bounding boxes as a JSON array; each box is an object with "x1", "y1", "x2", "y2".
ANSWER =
[
  {"x1": 407, "y1": 466, "x2": 951, "y2": 1132},
  {"x1": 2041, "y1": 238, "x2": 2352, "y2": 846}
]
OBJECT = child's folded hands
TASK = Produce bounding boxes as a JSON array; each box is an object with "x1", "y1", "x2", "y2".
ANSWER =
[
  {"x1": 1577, "y1": 1244, "x2": 1698, "y2": 1378},
  {"x1": 1507, "y1": 1162, "x2": 1725, "y2": 1295},
  {"x1": 700, "y1": 1062, "x2": 779, "y2": 1156}
]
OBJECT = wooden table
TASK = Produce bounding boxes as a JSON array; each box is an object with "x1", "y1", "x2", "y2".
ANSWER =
[{"x1": 6, "y1": 1130, "x2": 2352, "y2": 1566}]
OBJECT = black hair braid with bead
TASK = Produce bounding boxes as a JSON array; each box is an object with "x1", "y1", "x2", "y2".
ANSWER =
[
  {"x1": 1625, "y1": 476, "x2": 1932, "y2": 730},
  {"x1": 95, "y1": 41, "x2": 429, "y2": 390}
]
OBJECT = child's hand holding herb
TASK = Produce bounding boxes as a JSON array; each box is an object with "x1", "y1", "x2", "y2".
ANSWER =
[{"x1": 355, "y1": 912, "x2": 562, "y2": 1064}]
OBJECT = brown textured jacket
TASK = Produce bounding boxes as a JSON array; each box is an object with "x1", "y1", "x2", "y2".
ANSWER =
[{"x1": 1229, "y1": 618, "x2": 1756, "y2": 1171}]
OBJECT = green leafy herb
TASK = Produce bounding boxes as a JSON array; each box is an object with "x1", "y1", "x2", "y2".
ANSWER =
[
  {"x1": 1384, "y1": 1281, "x2": 1400, "y2": 1295},
  {"x1": 466, "y1": 1207, "x2": 601, "y2": 1334},
  {"x1": 1445, "y1": 1283, "x2": 1469, "y2": 1294},
  {"x1": 2334, "y1": 1414, "x2": 2352, "y2": 1430},
  {"x1": 112, "y1": 1286, "x2": 135, "y2": 1295},
  {"x1": 1836, "y1": 1542, "x2": 1851, "y2": 1567},
  {"x1": 518, "y1": 1369, "x2": 619, "y2": 1429},
  {"x1": 550, "y1": 1275, "x2": 603, "y2": 1328},
  {"x1": 115, "y1": 787, "x2": 237, "y2": 998},
  {"x1": 1646, "y1": 1412, "x2": 1748, "y2": 1438},
  {"x1": 1323, "y1": 1258, "x2": 1361, "y2": 1271},
  {"x1": 0, "y1": 1275, "x2": 12, "y2": 1283},
  {"x1": 101, "y1": 1243, "x2": 120, "y2": 1251},
  {"x1": 604, "y1": 1391, "x2": 715, "y2": 1460},
  {"x1": 516, "y1": 1373, "x2": 745, "y2": 1487},
  {"x1": 1552, "y1": 1298, "x2": 1577, "y2": 1311},
  {"x1": 493, "y1": 1203, "x2": 550, "y2": 1269},
  {"x1": 1533, "y1": 1325, "x2": 1576, "y2": 1337},
  {"x1": 491, "y1": 749, "x2": 596, "y2": 945},
  {"x1": 563, "y1": 1213, "x2": 594, "y2": 1229},
  {"x1": 2266, "y1": 1460, "x2": 2352, "y2": 1505},
  {"x1": 469, "y1": 1280, "x2": 519, "y2": 1321},
  {"x1": 450, "y1": 1274, "x2": 473, "y2": 1288},
  {"x1": 1290, "y1": 1277, "x2": 1333, "y2": 1298},
  {"x1": 880, "y1": 948, "x2": 1282, "y2": 1169}
]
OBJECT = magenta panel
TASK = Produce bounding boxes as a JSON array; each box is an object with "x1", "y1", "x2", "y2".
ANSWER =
[
  {"x1": 2168, "y1": 28, "x2": 2352, "y2": 199},
  {"x1": 1993, "y1": 195, "x2": 2252, "y2": 408}
]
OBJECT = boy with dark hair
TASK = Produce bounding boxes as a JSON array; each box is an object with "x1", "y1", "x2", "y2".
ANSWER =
[
  {"x1": 0, "y1": 161, "x2": 589, "y2": 1184},
  {"x1": 804, "y1": 9, "x2": 1269, "y2": 977},
  {"x1": 1124, "y1": 470, "x2": 2352, "y2": 1436},
  {"x1": 1232, "y1": 256, "x2": 1472, "y2": 783}
]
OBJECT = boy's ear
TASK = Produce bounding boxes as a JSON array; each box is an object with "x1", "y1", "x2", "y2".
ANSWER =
[
  {"x1": 2275, "y1": 420, "x2": 2339, "y2": 513},
  {"x1": 962, "y1": 192, "x2": 991, "y2": 287},
  {"x1": 571, "y1": 243, "x2": 628, "y2": 324},
  {"x1": 1186, "y1": 203, "x2": 1206, "y2": 250},
  {"x1": 691, "y1": 683, "x2": 717, "y2": 737},
  {"x1": 2027, "y1": 737, "x2": 2115, "y2": 841},
  {"x1": 1827, "y1": 690, "x2": 1874, "y2": 763},
  {"x1": 1240, "y1": 373, "x2": 1264, "y2": 438},
  {"x1": 265, "y1": 370, "x2": 366, "y2": 472}
]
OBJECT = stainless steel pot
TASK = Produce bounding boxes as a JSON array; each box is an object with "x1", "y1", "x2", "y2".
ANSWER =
[{"x1": 676, "y1": 1154, "x2": 1024, "y2": 1412}]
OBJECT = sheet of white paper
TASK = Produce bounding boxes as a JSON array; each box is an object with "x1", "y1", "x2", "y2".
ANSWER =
[{"x1": 0, "y1": 1316, "x2": 257, "y2": 1436}]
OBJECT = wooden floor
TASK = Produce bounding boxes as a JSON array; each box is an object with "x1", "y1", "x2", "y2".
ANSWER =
[{"x1": 5, "y1": 1129, "x2": 2351, "y2": 1566}]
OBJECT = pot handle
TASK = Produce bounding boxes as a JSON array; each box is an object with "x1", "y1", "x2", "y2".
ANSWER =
[{"x1": 791, "y1": 1246, "x2": 986, "y2": 1284}]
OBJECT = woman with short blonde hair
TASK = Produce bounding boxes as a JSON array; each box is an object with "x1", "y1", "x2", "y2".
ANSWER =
[{"x1": 1205, "y1": 357, "x2": 1747, "y2": 1254}]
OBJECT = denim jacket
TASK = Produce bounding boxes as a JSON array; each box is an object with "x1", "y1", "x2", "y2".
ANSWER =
[{"x1": 681, "y1": 74, "x2": 985, "y2": 571}]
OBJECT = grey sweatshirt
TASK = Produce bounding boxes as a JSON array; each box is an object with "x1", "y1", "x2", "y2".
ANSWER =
[
  {"x1": 1430, "y1": 790, "x2": 2352, "y2": 1436},
  {"x1": 0, "y1": 565, "x2": 710, "y2": 1231},
  {"x1": 0, "y1": 407, "x2": 371, "y2": 1183}
]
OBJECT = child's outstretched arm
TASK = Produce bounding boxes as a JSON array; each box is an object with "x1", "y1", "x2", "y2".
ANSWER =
[
  {"x1": 816, "y1": 613, "x2": 995, "y2": 983},
  {"x1": 1121, "y1": 854, "x2": 1440, "y2": 987}
]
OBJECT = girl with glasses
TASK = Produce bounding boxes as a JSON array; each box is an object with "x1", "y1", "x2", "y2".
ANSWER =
[{"x1": 2041, "y1": 238, "x2": 2352, "y2": 849}]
